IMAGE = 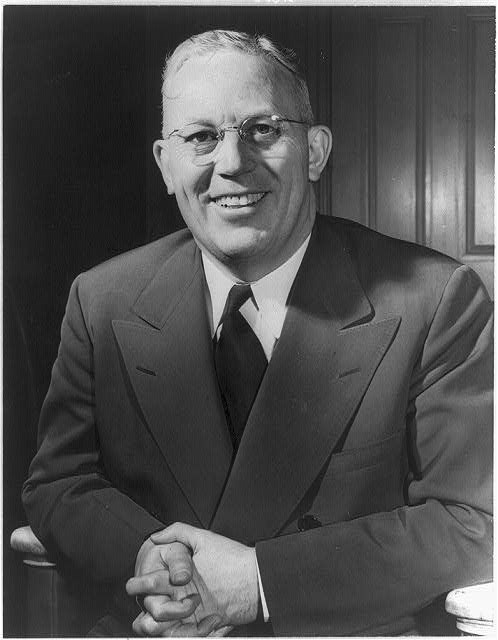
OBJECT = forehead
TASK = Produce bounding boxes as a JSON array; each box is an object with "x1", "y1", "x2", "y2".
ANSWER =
[{"x1": 165, "y1": 50, "x2": 298, "y2": 125}]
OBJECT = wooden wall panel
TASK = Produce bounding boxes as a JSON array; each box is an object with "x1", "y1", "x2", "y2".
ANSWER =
[
  {"x1": 467, "y1": 15, "x2": 495, "y2": 252},
  {"x1": 307, "y1": 10, "x2": 333, "y2": 217},
  {"x1": 425, "y1": 10, "x2": 460, "y2": 259},
  {"x1": 457, "y1": 10, "x2": 495, "y2": 295},
  {"x1": 329, "y1": 12, "x2": 370, "y2": 225},
  {"x1": 318, "y1": 7, "x2": 494, "y2": 296},
  {"x1": 374, "y1": 17, "x2": 425, "y2": 244}
]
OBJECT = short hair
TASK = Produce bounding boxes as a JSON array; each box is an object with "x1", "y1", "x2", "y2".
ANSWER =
[{"x1": 160, "y1": 29, "x2": 314, "y2": 137}]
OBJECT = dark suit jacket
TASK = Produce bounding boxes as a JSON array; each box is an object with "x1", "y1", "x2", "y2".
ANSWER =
[{"x1": 23, "y1": 215, "x2": 493, "y2": 636}]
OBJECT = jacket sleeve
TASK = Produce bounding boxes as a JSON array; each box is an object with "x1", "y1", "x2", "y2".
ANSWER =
[
  {"x1": 256, "y1": 264, "x2": 493, "y2": 636},
  {"x1": 22, "y1": 274, "x2": 163, "y2": 584}
]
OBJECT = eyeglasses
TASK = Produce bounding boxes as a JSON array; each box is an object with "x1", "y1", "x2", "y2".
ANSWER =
[{"x1": 166, "y1": 114, "x2": 310, "y2": 165}]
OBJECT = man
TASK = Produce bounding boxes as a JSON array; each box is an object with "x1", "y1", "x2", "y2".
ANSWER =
[{"x1": 23, "y1": 30, "x2": 492, "y2": 636}]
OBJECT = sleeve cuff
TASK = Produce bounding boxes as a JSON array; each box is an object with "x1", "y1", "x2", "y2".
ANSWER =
[{"x1": 256, "y1": 555, "x2": 270, "y2": 622}]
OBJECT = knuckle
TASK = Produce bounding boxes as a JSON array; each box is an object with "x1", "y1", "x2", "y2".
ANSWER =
[
  {"x1": 142, "y1": 616, "x2": 160, "y2": 635},
  {"x1": 150, "y1": 574, "x2": 162, "y2": 590},
  {"x1": 139, "y1": 576, "x2": 151, "y2": 591},
  {"x1": 148, "y1": 600, "x2": 163, "y2": 619},
  {"x1": 132, "y1": 618, "x2": 144, "y2": 636},
  {"x1": 148, "y1": 603, "x2": 159, "y2": 619}
]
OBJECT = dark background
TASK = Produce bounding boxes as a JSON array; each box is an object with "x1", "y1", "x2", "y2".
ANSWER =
[{"x1": 3, "y1": 5, "x2": 494, "y2": 636}]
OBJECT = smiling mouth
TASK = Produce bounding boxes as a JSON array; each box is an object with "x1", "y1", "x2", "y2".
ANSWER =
[{"x1": 212, "y1": 192, "x2": 267, "y2": 208}]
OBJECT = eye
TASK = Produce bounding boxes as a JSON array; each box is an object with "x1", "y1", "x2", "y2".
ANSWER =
[
  {"x1": 253, "y1": 123, "x2": 276, "y2": 135},
  {"x1": 244, "y1": 120, "x2": 282, "y2": 144},
  {"x1": 184, "y1": 129, "x2": 218, "y2": 145}
]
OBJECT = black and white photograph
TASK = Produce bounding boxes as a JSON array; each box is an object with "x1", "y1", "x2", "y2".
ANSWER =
[{"x1": 4, "y1": 4, "x2": 494, "y2": 637}]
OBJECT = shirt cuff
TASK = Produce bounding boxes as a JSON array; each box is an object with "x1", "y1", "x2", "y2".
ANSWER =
[{"x1": 256, "y1": 556, "x2": 270, "y2": 622}]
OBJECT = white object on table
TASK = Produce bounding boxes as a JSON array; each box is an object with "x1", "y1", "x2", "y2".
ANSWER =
[{"x1": 445, "y1": 582, "x2": 494, "y2": 635}]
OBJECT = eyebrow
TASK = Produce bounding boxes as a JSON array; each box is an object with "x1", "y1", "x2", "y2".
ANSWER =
[
  {"x1": 180, "y1": 119, "x2": 218, "y2": 127},
  {"x1": 176, "y1": 112, "x2": 279, "y2": 128}
]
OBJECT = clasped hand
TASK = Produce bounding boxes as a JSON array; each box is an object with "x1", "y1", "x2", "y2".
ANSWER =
[{"x1": 126, "y1": 523, "x2": 259, "y2": 637}]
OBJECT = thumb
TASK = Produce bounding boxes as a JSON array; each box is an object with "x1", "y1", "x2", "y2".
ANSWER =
[
  {"x1": 162, "y1": 541, "x2": 193, "y2": 585},
  {"x1": 150, "y1": 522, "x2": 198, "y2": 549}
]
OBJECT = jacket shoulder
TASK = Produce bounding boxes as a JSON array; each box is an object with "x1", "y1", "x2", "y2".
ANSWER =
[
  {"x1": 317, "y1": 215, "x2": 489, "y2": 319},
  {"x1": 324, "y1": 215, "x2": 461, "y2": 281},
  {"x1": 73, "y1": 228, "x2": 193, "y2": 309}
]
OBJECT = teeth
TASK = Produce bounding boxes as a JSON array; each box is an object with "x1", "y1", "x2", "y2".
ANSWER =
[{"x1": 214, "y1": 193, "x2": 265, "y2": 207}]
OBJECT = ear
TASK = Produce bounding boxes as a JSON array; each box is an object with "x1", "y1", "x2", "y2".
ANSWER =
[
  {"x1": 153, "y1": 140, "x2": 175, "y2": 195},
  {"x1": 307, "y1": 125, "x2": 333, "y2": 182}
]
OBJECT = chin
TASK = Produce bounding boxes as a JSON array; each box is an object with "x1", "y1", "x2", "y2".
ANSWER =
[{"x1": 210, "y1": 227, "x2": 267, "y2": 259}]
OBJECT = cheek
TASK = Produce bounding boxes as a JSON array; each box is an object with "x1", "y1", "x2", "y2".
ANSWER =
[
  {"x1": 276, "y1": 162, "x2": 308, "y2": 205},
  {"x1": 272, "y1": 142, "x2": 309, "y2": 191},
  {"x1": 170, "y1": 160, "x2": 211, "y2": 199}
]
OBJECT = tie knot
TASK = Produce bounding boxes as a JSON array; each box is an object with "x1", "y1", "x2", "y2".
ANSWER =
[{"x1": 221, "y1": 284, "x2": 252, "y2": 321}]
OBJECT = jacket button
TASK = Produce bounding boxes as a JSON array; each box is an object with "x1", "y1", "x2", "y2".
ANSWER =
[{"x1": 298, "y1": 514, "x2": 322, "y2": 531}]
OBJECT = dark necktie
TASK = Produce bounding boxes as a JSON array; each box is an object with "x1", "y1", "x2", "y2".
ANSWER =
[{"x1": 214, "y1": 284, "x2": 267, "y2": 451}]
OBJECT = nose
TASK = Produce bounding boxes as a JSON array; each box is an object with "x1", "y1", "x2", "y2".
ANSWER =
[{"x1": 214, "y1": 130, "x2": 255, "y2": 176}]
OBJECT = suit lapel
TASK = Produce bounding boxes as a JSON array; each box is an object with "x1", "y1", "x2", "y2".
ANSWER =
[
  {"x1": 112, "y1": 240, "x2": 232, "y2": 528},
  {"x1": 211, "y1": 218, "x2": 400, "y2": 542}
]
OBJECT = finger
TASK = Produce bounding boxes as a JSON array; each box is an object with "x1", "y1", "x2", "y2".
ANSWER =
[
  {"x1": 133, "y1": 611, "x2": 191, "y2": 637},
  {"x1": 127, "y1": 570, "x2": 174, "y2": 596},
  {"x1": 133, "y1": 611, "x2": 173, "y2": 637},
  {"x1": 150, "y1": 522, "x2": 197, "y2": 548},
  {"x1": 208, "y1": 626, "x2": 234, "y2": 637},
  {"x1": 145, "y1": 593, "x2": 201, "y2": 621},
  {"x1": 132, "y1": 612, "x2": 146, "y2": 637},
  {"x1": 195, "y1": 614, "x2": 223, "y2": 637},
  {"x1": 163, "y1": 541, "x2": 193, "y2": 585},
  {"x1": 159, "y1": 616, "x2": 221, "y2": 638},
  {"x1": 161, "y1": 622, "x2": 212, "y2": 638},
  {"x1": 161, "y1": 625, "x2": 201, "y2": 638}
]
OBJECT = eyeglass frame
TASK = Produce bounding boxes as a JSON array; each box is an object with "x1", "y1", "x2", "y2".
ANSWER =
[{"x1": 165, "y1": 114, "x2": 311, "y2": 150}]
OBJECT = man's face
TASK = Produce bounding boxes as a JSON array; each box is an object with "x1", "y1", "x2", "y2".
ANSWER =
[{"x1": 155, "y1": 51, "x2": 318, "y2": 278}]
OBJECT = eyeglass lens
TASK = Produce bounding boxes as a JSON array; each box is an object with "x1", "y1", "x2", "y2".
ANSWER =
[{"x1": 171, "y1": 115, "x2": 294, "y2": 165}]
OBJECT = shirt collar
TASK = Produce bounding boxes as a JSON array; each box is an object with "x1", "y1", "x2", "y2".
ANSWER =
[
  {"x1": 202, "y1": 234, "x2": 311, "y2": 340},
  {"x1": 202, "y1": 254, "x2": 238, "y2": 335}
]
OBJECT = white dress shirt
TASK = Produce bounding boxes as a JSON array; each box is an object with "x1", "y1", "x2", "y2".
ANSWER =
[
  {"x1": 201, "y1": 234, "x2": 311, "y2": 623},
  {"x1": 202, "y1": 235, "x2": 311, "y2": 356}
]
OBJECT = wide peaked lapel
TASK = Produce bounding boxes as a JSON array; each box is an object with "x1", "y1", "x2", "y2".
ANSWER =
[
  {"x1": 112, "y1": 240, "x2": 232, "y2": 528},
  {"x1": 211, "y1": 217, "x2": 400, "y2": 542}
]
